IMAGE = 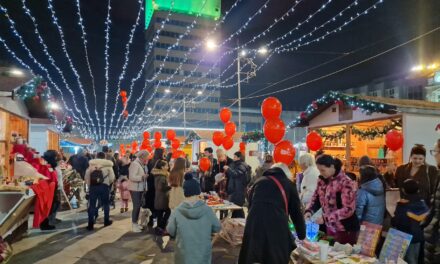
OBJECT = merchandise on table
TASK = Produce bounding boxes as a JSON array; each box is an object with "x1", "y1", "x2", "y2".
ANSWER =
[
  {"x1": 356, "y1": 222, "x2": 383, "y2": 257},
  {"x1": 219, "y1": 218, "x2": 245, "y2": 246}
]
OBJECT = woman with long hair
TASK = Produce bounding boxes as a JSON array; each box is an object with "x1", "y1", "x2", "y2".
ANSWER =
[{"x1": 169, "y1": 157, "x2": 186, "y2": 210}]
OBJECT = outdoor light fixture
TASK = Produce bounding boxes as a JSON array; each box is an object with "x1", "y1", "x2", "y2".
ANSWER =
[
  {"x1": 164, "y1": 89, "x2": 171, "y2": 93},
  {"x1": 205, "y1": 39, "x2": 217, "y2": 50},
  {"x1": 257, "y1": 47, "x2": 268, "y2": 55},
  {"x1": 411, "y1": 65, "x2": 424, "y2": 72},
  {"x1": 9, "y1": 68, "x2": 24, "y2": 77},
  {"x1": 147, "y1": 107, "x2": 152, "y2": 111},
  {"x1": 49, "y1": 102, "x2": 60, "y2": 110},
  {"x1": 240, "y1": 50, "x2": 247, "y2": 57},
  {"x1": 171, "y1": 108, "x2": 177, "y2": 113},
  {"x1": 197, "y1": 90, "x2": 203, "y2": 95}
]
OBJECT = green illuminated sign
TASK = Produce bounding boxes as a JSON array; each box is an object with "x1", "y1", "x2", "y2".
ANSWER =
[{"x1": 145, "y1": 0, "x2": 221, "y2": 29}]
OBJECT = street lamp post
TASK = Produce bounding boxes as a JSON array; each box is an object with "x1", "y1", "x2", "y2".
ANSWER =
[{"x1": 237, "y1": 49, "x2": 242, "y2": 132}]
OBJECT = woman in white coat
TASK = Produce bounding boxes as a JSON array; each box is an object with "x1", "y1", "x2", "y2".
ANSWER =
[
  {"x1": 298, "y1": 153, "x2": 320, "y2": 207},
  {"x1": 128, "y1": 150, "x2": 150, "y2": 232}
]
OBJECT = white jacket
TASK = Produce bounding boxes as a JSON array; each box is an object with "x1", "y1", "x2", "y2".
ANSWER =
[
  {"x1": 84, "y1": 159, "x2": 115, "y2": 186},
  {"x1": 128, "y1": 159, "x2": 147, "y2": 192},
  {"x1": 300, "y1": 165, "x2": 320, "y2": 206}
]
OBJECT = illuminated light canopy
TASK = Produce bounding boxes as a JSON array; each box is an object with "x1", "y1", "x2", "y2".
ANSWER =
[{"x1": 411, "y1": 65, "x2": 424, "y2": 72}]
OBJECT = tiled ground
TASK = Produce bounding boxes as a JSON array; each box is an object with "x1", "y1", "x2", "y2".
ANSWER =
[{"x1": 9, "y1": 205, "x2": 241, "y2": 264}]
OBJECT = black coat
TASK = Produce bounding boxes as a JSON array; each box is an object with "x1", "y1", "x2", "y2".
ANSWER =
[
  {"x1": 239, "y1": 168, "x2": 306, "y2": 264},
  {"x1": 424, "y1": 177, "x2": 440, "y2": 263},
  {"x1": 225, "y1": 160, "x2": 247, "y2": 206},
  {"x1": 200, "y1": 157, "x2": 218, "y2": 193}
]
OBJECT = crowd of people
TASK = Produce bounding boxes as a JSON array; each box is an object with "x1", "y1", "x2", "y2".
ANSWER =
[{"x1": 41, "y1": 139, "x2": 440, "y2": 264}]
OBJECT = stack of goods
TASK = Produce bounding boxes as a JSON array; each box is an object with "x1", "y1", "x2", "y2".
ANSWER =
[
  {"x1": 206, "y1": 195, "x2": 224, "y2": 206},
  {"x1": 219, "y1": 218, "x2": 246, "y2": 246}
]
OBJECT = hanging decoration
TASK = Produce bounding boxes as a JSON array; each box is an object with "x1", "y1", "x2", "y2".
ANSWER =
[
  {"x1": 154, "y1": 131, "x2": 162, "y2": 140},
  {"x1": 120, "y1": 90, "x2": 128, "y2": 118},
  {"x1": 153, "y1": 139, "x2": 162, "y2": 149},
  {"x1": 222, "y1": 136, "x2": 234, "y2": 150},
  {"x1": 239, "y1": 142, "x2": 246, "y2": 155},
  {"x1": 143, "y1": 131, "x2": 150, "y2": 140},
  {"x1": 385, "y1": 130, "x2": 404, "y2": 151},
  {"x1": 219, "y1": 108, "x2": 232, "y2": 124},
  {"x1": 171, "y1": 139, "x2": 180, "y2": 150},
  {"x1": 274, "y1": 140, "x2": 296, "y2": 165},
  {"x1": 131, "y1": 140, "x2": 139, "y2": 153},
  {"x1": 261, "y1": 97, "x2": 282, "y2": 120},
  {"x1": 263, "y1": 118, "x2": 286, "y2": 144},
  {"x1": 212, "y1": 131, "x2": 224, "y2": 147},
  {"x1": 289, "y1": 91, "x2": 395, "y2": 127},
  {"x1": 306, "y1": 131, "x2": 323, "y2": 151},
  {"x1": 199, "y1": 157, "x2": 211, "y2": 172},
  {"x1": 166, "y1": 130, "x2": 176, "y2": 141}
]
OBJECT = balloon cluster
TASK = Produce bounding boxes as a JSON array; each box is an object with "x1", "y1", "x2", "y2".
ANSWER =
[
  {"x1": 167, "y1": 130, "x2": 185, "y2": 159},
  {"x1": 140, "y1": 131, "x2": 153, "y2": 153},
  {"x1": 120, "y1": 90, "x2": 128, "y2": 118},
  {"x1": 212, "y1": 108, "x2": 236, "y2": 150},
  {"x1": 261, "y1": 97, "x2": 295, "y2": 165}
]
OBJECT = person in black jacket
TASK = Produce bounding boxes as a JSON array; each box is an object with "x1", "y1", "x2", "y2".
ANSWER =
[
  {"x1": 200, "y1": 147, "x2": 219, "y2": 193},
  {"x1": 392, "y1": 179, "x2": 430, "y2": 264},
  {"x1": 145, "y1": 148, "x2": 165, "y2": 227},
  {"x1": 224, "y1": 151, "x2": 247, "y2": 218},
  {"x1": 215, "y1": 148, "x2": 234, "y2": 219},
  {"x1": 239, "y1": 162, "x2": 306, "y2": 264}
]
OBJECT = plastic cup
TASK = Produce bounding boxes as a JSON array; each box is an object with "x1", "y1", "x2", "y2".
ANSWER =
[{"x1": 319, "y1": 240, "x2": 330, "y2": 262}]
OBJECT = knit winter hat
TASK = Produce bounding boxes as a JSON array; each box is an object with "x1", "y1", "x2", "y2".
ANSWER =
[{"x1": 183, "y1": 174, "x2": 201, "y2": 197}]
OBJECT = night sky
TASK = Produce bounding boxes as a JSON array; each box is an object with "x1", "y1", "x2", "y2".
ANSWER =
[{"x1": 0, "y1": 0, "x2": 439, "y2": 125}]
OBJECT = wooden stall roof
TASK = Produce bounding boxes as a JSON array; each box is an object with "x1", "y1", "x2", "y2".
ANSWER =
[
  {"x1": 63, "y1": 137, "x2": 93, "y2": 145},
  {"x1": 357, "y1": 95, "x2": 440, "y2": 111}
]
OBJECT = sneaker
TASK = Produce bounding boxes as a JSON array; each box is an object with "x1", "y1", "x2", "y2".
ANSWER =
[
  {"x1": 132, "y1": 223, "x2": 142, "y2": 233},
  {"x1": 124, "y1": 208, "x2": 129, "y2": 212},
  {"x1": 104, "y1": 220, "x2": 113, "y2": 227}
]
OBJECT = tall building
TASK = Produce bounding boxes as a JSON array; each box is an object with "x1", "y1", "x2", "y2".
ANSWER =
[{"x1": 144, "y1": 0, "x2": 223, "y2": 129}]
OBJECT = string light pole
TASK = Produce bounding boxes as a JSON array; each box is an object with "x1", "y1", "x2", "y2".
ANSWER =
[{"x1": 206, "y1": 39, "x2": 267, "y2": 131}]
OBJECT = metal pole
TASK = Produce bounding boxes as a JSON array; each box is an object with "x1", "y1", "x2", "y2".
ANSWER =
[
  {"x1": 237, "y1": 50, "x2": 242, "y2": 132},
  {"x1": 183, "y1": 100, "x2": 186, "y2": 137}
]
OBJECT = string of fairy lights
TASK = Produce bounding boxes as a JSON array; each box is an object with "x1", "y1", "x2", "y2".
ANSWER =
[
  {"x1": 74, "y1": 0, "x2": 100, "y2": 138},
  {"x1": 121, "y1": 0, "x2": 381, "y2": 135},
  {"x1": 0, "y1": 0, "x2": 384, "y2": 140}
]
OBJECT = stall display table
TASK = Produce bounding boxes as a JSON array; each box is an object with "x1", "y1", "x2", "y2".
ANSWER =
[
  {"x1": 209, "y1": 203, "x2": 243, "y2": 212},
  {"x1": 290, "y1": 248, "x2": 377, "y2": 264}
]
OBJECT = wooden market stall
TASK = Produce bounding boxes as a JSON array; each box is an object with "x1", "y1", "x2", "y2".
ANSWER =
[{"x1": 290, "y1": 91, "x2": 440, "y2": 174}]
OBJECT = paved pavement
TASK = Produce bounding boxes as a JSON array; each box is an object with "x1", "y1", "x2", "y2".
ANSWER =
[{"x1": 9, "y1": 205, "x2": 241, "y2": 264}]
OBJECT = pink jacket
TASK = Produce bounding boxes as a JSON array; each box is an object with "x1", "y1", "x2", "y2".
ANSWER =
[
  {"x1": 306, "y1": 171, "x2": 358, "y2": 233},
  {"x1": 118, "y1": 180, "x2": 131, "y2": 200}
]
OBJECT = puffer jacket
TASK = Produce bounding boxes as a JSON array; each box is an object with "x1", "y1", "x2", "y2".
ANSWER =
[
  {"x1": 306, "y1": 171, "x2": 358, "y2": 233},
  {"x1": 128, "y1": 159, "x2": 147, "y2": 192},
  {"x1": 84, "y1": 159, "x2": 115, "y2": 186},
  {"x1": 424, "y1": 179, "x2": 440, "y2": 264},
  {"x1": 356, "y1": 178, "x2": 385, "y2": 225},
  {"x1": 153, "y1": 168, "x2": 171, "y2": 210}
]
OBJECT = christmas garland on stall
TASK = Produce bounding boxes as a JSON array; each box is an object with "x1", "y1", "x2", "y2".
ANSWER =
[
  {"x1": 241, "y1": 131, "x2": 270, "y2": 153},
  {"x1": 288, "y1": 91, "x2": 395, "y2": 128},
  {"x1": 316, "y1": 119, "x2": 402, "y2": 141}
]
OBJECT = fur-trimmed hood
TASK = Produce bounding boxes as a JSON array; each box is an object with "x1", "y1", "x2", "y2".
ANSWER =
[{"x1": 89, "y1": 158, "x2": 113, "y2": 168}]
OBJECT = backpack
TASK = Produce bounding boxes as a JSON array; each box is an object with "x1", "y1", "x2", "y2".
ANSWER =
[{"x1": 90, "y1": 167, "x2": 107, "y2": 185}]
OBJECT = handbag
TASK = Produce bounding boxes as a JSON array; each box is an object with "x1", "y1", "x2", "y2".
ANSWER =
[{"x1": 268, "y1": 176, "x2": 294, "y2": 229}]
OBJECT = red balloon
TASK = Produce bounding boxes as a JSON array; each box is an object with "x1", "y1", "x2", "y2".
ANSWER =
[
  {"x1": 166, "y1": 130, "x2": 176, "y2": 141},
  {"x1": 143, "y1": 131, "x2": 150, "y2": 140},
  {"x1": 219, "y1": 108, "x2": 232, "y2": 124},
  {"x1": 224, "y1": 121, "x2": 236, "y2": 137},
  {"x1": 386, "y1": 130, "x2": 404, "y2": 151},
  {"x1": 212, "y1": 131, "x2": 224, "y2": 147},
  {"x1": 263, "y1": 118, "x2": 286, "y2": 144},
  {"x1": 171, "y1": 139, "x2": 180, "y2": 149},
  {"x1": 122, "y1": 97, "x2": 128, "y2": 103},
  {"x1": 172, "y1": 150, "x2": 186, "y2": 159},
  {"x1": 239, "y1": 142, "x2": 246, "y2": 150},
  {"x1": 146, "y1": 145, "x2": 153, "y2": 153},
  {"x1": 261, "y1": 97, "x2": 282, "y2": 120},
  {"x1": 120, "y1": 90, "x2": 127, "y2": 97},
  {"x1": 223, "y1": 136, "x2": 234, "y2": 150},
  {"x1": 199, "y1": 157, "x2": 211, "y2": 172},
  {"x1": 306, "y1": 131, "x2": 323, "y2": 151},
  {"x1": 274, "y1": 140, "x2": 296, "y2": 165},
  {"x1": 154, "y1": 131, "x2": 162, "y2": 140},
  {"x1": 153, "y1": 140, "x2": 162, "y2": 149}
]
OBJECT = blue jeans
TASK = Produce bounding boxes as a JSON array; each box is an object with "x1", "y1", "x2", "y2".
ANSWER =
[
  {"x1": 405, "y1": 243, "x2": 420, "y2": 264},
  {"x1": 88, "y1": 184, "x2": 110, "y2": 226}
]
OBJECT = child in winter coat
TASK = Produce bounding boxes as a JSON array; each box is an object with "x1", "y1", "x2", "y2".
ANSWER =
[
  {"x1": 356, "y1": 165, "x2": 385, "y2": 225},
  {"x1": 391, "y1": 179, "x2": 430, "y2": 264},
  {"x1": 117, "y1": 177, "x2": 130, "y2": 213},
  {"x1": 167, "y1": 173, "x2": 221, "y2": 264}
]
